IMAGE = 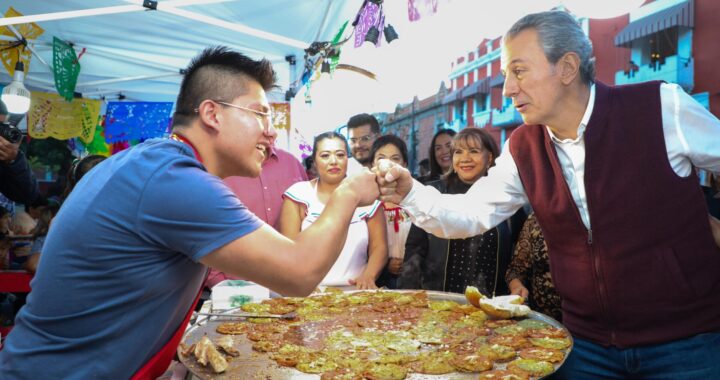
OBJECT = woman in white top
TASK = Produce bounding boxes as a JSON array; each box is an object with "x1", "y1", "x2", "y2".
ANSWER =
[
  {"x1": 279, "y1": 132, "x2": 386, "y2": 289},
  {"x1": 371, "y1": 135, "x2": 412, "y2": 289}
]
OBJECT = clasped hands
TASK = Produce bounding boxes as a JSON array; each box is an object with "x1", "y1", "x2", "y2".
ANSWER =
[{"x1": 341, "y1": 159, "x2": 414, "y2": 207}]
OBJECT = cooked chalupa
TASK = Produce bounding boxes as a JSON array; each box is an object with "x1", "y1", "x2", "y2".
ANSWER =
[
  {"x1": 193, "y1": 336, "x2": 229, "y2": 373},
  {"x1": 215, "y1": 335, "x2": 240, "y2": 357},
  {"x1": 465, "y1": 286, "x2": 531, "y2": 318}
]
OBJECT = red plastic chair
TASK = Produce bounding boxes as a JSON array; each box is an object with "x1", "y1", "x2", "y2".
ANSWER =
[
  {"x1": 130, "y1": 288, "x2": 203, "y2": 380},
  {"x1": 0, "y1": 271, "x2": 32, "y2": 293},
  {"x1": 0, "y1": 271, "x2": 33, "y2": 341}
]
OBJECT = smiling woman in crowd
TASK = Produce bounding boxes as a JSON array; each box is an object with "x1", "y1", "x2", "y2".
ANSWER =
[
  {"x1": 419, "y1": 128, "x2": 456, "y2": 184},
  {"x1": 400, "y1": 128, "x2": 525, "y2": 295},
  {"x1": 279, "y1": 132, "x2": 387, "y2": 289}
]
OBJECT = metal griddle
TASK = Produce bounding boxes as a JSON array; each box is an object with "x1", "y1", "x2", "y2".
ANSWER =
[{"x1": 178, "y1": 290, "x2": 573, "y2": 379}]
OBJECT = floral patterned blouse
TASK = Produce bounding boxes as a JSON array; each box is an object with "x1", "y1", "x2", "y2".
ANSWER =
[{"x1": 505, "y1": 213, "x2": 562, "y2": 321}]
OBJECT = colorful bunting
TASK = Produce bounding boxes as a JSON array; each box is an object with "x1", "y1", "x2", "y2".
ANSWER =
[
  {"x1": 53, "y1": 37, "x2": 81, "y2": 102},
  {"x1": 26, "y1": 92, "x2": 101, "y2": 142},
  {"x1": 329, "y1": 20, "x2": 349, "y2": 73},
  {"x1": 1, "y1": 7, "x2": 44, "y2": 76},
  {"x1": 270, "y1": 103, "x2": 290, "y2": 131},
  {"x1": 408, "y1": 0, "x2": 438, "y2": 22},
  {"x1": 354, "y1": 2, "x2": 382, "y2": 48},
  {"x1": 110, "y1": 141, "x2": 131, "y2": 155},
  {"x1": 104, "y1": 102, "x2": 173, "y2": 143},
  {"x1": 79, "y1": 116, "x2": 111, "y2": 157},
  {"x1": 292, "y1": 127, "x2": 313, "y2": 160}
]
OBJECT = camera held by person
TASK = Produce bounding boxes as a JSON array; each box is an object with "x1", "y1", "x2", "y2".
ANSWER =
[{"x1": 0, "y1": 122, "x2": 22, "y2": 144}]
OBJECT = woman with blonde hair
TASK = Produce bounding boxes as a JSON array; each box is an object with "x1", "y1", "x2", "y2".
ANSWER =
[{"x1": 400, "y1": 128, "x2": 525, "y2": 295}]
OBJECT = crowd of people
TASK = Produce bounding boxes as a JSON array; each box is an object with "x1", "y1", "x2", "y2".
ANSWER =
[
  {"x1": 0, "y1": 8, "x2": 718, "y2": 380},
  {"x1": 0, "y1": 152, "x2": 107, "y2": 327}
]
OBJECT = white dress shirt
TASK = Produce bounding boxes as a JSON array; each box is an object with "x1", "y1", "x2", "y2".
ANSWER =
[{"x1": 401, "y1": 83, "x2": 720, "y2": 238}]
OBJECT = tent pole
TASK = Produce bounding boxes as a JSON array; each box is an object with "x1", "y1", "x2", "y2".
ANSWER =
[
  {"x1": 157, "y1": 7, "x2": 308, "y2": 49},
  {"x1": 0, "y1": 36, "x2": 184, "y2": 73},
  {"x1": 0, "y1": 0, "x2": 237, "y2": 26},
  {"x1": 7, "y1": 25, "x2": 51, "y2": 70},
  {"x1": 0, "y1": 5, "x2": 144, "y2": 27},
  {"x1": 82, "y1": 47, "x2": 182, "y2": 73},
  {"x1": 313, "y1": 0, "x2": 334, "y2": 41},
  {"x1": 77, "y1": 72, "x2": 181, "y2": 87},
  {"x1": 81, "y1": 88, "x2": 180, "y2": 97}
]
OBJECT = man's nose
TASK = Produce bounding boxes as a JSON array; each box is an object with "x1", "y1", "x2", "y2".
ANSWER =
[
  {"x1": 265, "y1": 123, "x2": 277, "y2": 138},
  {"x1": 502, "y1": 76, "x2": 517, "y2": 99},
  {"x1": 265, "y1": 124, "x2": 277, "y2": 145}
]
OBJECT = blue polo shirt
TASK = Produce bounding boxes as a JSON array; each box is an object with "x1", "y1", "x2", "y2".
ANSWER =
[{"x1": 0, "y1": 138, "x2": 262, "y2": 379}]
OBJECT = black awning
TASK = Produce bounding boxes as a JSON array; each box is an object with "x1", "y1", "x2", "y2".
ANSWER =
[
  {"x1": 442, "y1": 89, "x2": 462, "y2": 104},
  {"x1": 489, "y1": 74, "x2": 504, "y2": 88},
  {"x1": 461, "y1": 77, "x2": 490, "y2": 98},
  {"x1": 615, "y1": 0, "x2": 694, "y2": 47}
]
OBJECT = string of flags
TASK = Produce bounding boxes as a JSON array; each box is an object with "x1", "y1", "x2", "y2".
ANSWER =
[{"x1": 1, "y1": 0, "x2": 445, "y2": 156}]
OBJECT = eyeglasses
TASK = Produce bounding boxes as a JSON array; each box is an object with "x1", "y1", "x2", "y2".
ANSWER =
[
  {"x1": 214, "y1": 101, "x2": 274, "y2": 133},
  {"x1": 348, "y1": 134, "x2": 376, "y2": 144}
]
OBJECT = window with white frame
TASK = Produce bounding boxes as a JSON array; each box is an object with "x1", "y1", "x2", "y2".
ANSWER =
[
  {"x1": 475, "y1": 94, "x2": 487, "y2": 113},
  {"x1": 457, "y1": 100, "x2": 466, "y2": 121}
]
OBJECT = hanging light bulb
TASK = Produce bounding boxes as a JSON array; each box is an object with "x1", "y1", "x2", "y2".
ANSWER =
[
  {"x1": 364, "y1": 25, "x2": 380, "y2": 45},
  {"x1": 2, "y1": 62, "x2": 31, "y2": 114},
  {"x1": 383, "y1": 24, "x2": 399, "y2": 43}
]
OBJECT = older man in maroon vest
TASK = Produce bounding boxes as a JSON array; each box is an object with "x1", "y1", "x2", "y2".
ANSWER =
[{"x1": 377, "y1": 10, "x2": 720, "y2": 379}]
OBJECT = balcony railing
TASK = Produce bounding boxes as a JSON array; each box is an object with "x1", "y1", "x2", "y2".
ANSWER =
[
  {"x1": 473, "y1": 109, "x2": 491, "y2": 127},
  {"x1": 615, "y1": 55, "x2": 693, "y2": 91},
  {"x1": 491, "y1": 105, "x2": 523, "y2": 127}
]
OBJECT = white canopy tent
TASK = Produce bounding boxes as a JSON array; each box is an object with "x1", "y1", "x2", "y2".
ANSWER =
[
  {"x1": 0, "y1": 0, "x2": 361, "y2": 102},
  {"x1": 0, "y1": 0, "x2": 646, "y2": 145}
]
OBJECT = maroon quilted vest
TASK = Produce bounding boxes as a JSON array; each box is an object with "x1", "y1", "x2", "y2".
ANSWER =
[{"x1": 509, "y1": 81, "x2": 720, "y2": 347}]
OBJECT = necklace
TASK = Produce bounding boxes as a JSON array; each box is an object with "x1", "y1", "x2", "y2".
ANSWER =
[{"x1": 170, "y1": 133, "x2": 202, "y2": 163}]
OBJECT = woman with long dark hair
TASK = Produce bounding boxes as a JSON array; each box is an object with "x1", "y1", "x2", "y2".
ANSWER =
[{"x1": 419, "y1": 128, "x2": 456, "y2": 183}]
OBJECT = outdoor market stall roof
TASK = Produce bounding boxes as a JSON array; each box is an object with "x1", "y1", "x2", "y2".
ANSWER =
[{"x1": 0, "y1": 0, "x2": 361, "y2": 103}]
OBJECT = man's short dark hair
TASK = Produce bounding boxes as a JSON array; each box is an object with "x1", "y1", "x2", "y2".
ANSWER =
[
  {"x1": 346, "y1": 113, "x2": 380, "y2": 134},
  {"x1": 172, "y1": 46, "x2": 277, "y2": 128}
]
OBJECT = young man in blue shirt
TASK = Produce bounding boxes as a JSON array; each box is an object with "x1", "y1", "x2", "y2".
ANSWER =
[{"x1": 0, "y1": 46, "x2": 379, "y2": 379}]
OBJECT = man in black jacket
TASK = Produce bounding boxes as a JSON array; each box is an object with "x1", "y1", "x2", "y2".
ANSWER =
[{"x1": 0, "y1": 102, "x2": 38, "y2": 208}]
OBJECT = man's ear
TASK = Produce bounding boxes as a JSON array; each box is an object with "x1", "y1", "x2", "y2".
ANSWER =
[
  {"x1": 196, "y1": 100, "x2": 222, "y2": 132},
  {"x1": 559, "y1": 52, "x2": 581, "y2": 85}
]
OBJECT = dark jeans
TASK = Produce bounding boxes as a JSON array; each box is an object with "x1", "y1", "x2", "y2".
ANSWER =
[{"x1": 553, "y1": 333, "x2": 720, "y2": 379}]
